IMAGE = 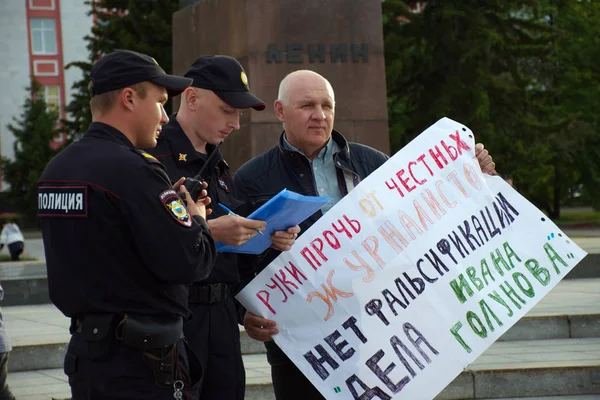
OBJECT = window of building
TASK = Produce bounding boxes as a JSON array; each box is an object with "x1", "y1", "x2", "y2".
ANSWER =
[
  {"x1": 44, "y1": 85, "x2": 61, "y2": 111},
  {"x1": 37, "y1": 85, "x2": 61, "y2": 113},
  {"x1": 35, "y1": 85, "x2": 63, "y2": 143},
  {"x1": 30, "y1": 18, "x2": 57, "y2": 55}
]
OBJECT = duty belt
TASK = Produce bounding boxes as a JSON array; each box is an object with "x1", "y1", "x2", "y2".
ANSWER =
[
  {"x1": 70, "y1": 313, "x2": 185, "y2": 387},
  {"x1": 70, "y1": 313, "x2": 183, "y2": 350},
  {"x1": 188, "y1": 283, "x2": 231, "y2": 304}
]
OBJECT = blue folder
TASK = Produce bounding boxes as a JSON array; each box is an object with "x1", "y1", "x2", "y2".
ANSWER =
[{"x1": 216, "y1": 189, "x2": 331, "y2": 254}]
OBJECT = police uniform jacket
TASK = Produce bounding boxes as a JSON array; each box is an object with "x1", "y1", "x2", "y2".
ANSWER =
[
  {"x1": 38, "y1": 122, "x2": 216, "y2": 320},
  {"x1": 233, "y1": 129, "x2": 389, "y2": 365},
  {"x1": 148, "y1": 116, "x2": 247, "y2": 287}
]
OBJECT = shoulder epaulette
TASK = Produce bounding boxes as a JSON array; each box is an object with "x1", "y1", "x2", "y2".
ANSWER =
[{"x1": 133, "y1": 149, "x2": 161, "y2": 164}]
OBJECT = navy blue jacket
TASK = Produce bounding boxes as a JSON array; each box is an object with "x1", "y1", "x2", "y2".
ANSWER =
[{"x1": 38, "y1": 122, "x2": 216, "y2": 320}]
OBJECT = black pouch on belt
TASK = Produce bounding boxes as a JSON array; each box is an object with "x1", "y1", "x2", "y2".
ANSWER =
[
  {"x1": 76, "y1": 313, "x2": 117, "y2": 361},
  {"x1": 118, "y1": 314, "x2": 183, "y2": 350}
]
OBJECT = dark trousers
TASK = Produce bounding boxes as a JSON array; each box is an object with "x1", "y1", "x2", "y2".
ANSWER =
[
  {"x1": 0, "y1": 352, "x2": 15, "y2": 400},
  {"x1": 271, "y1": 361, "x2": 324, "y2": 400},
  {"x1": 184, "y1": 297, "x2": 245, "y2": 400},
  {"x1": 64, "y1": 334, "x2": 201, "y2": 399},
  {"x1": 7, "y1": 242, "x2": 23, "y2": 262}
]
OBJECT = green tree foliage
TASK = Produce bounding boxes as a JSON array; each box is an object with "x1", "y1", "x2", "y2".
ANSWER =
[
  {"x1": 383, "y1": 1, "x2": 599, "y2": 217},
  {"x1": 547, "y1": 1, "x2": 600, "y2": 212},
  {"x1": 63, "y1": 0, "x2": 179, "y2": 141},
  {"x1": 0, "y1": 79, "x2": 61, "y2": 225}
]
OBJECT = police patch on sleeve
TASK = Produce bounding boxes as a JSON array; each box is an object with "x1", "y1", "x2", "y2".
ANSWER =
[
  {"x1": 160, "y1": 189, "x2": 192, "y2": 227},
  {"x1": 37, "y1": 186, "x2": 88, "y2": 217},
  {"x1": 217, "y1": 177, "x2": 230, "y2": 193}
]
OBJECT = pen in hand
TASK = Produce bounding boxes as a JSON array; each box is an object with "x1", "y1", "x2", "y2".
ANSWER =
[{"x1": 217, "y1": 203, "x2": 264, "y2": 235}]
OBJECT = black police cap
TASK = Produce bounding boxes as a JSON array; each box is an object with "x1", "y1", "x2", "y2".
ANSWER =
[
  {"x1": 184, "y1": 55, "x2": 266, "y2": 111},
  {"x1": 89, "y1": 50, "x2": 193, "y2": 98}
]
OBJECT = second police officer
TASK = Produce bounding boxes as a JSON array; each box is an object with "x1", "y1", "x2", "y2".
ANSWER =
[{"x1": 147, "y1": 55, "x2": 300, "y2": 399}]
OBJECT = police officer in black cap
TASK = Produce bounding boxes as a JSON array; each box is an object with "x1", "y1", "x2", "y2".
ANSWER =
[
  {"x1": 147, "y1": 55, "x2": 300, "y2": 399},
  {"x1": 37, "y1": 49, "x2": 217, "y2": 399}
]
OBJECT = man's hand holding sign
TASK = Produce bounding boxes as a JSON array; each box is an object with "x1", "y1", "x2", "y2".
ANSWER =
[{"x1": 237, "y1": 117, "x2": 586, "y2": 399}]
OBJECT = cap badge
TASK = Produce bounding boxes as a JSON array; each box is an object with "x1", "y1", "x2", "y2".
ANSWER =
[
  {"x1": 151, "y1": 57, "x2": 159, "y2": 66},
  {"x1": 241, "y1": 71, "x2": 248, "y2": 86},
  {"x1": 178, "y1": 153, "x2": 187, "y2": 161}
]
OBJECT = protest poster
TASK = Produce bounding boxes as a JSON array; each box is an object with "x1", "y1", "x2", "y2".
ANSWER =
[{"x1": 237, "y1": 117, "x2": 587, "y2": 399}]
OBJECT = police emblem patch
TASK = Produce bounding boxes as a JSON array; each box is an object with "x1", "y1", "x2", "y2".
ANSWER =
[
  {"x1": 218, "y1": 178, "x2": 230, "y2": 192},
  {"x1": 160, "y1": 189, "x2": 192, "y2": 227}
]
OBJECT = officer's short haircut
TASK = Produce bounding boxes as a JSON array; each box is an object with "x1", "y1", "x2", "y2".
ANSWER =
[{"x1": 88, "y1": 81, "x2": 149, "y2": 116}]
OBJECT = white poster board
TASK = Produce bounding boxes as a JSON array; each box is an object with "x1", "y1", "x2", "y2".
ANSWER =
[{"x1": 237, "y1": 117, "x2": 587, "y2": 399}]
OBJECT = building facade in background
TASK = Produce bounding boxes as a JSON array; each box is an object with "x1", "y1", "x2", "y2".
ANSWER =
[{"x1": 0, "y1": 0, "x2": 93, "y2": 189}]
